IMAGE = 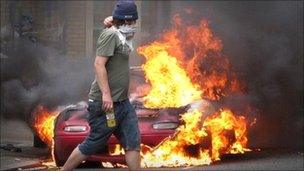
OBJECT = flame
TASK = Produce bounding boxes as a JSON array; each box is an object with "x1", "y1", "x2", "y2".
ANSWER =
[
  {"x1": 32, "y1": 105, "x2": 60, "y2": 148},
  {"x1": 109, "y1": 144, "x2": 125, "y2": 156},
  {"x1": 140, "y1": 109, "x2": 250, "y2": 167},
  {"x1": 138, "y1": 15, "x2": 252, "y2": 167},
  {"x1": 141, "y1": 110, "x2": 212, "y2": 167},
  {"x1": 102, "y1": 162, "x2": 114, "y2": 168},
  {"x1": 203, "y1": 109, "x2": 250, "y2": 160},
  {"x1": 139, "y1": 14, "x2": 244, "y2": 102},
  {"x1": 138, "y1": 43, "x2": 201, "y2": 108},
  {"x1": 102, "y1": 162, "x2": 127, "y2": 168}
]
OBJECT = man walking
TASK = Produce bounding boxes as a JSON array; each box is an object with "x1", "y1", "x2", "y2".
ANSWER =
[{"x1": 61, "y1": 1, "x2": 141, "y2": 170}]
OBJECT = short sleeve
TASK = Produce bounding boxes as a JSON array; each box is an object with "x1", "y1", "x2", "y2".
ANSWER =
[{"x1": 96, "y1": 30, "x2": 117, "y2": 57}]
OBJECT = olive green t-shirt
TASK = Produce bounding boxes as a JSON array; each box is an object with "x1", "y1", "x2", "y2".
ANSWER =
[{"x1": 88, "y1": 27, "x2": 131, "y2": 102}]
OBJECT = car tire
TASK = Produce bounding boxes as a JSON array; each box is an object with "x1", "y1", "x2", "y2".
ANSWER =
[{"x1": 33, "y1": 134, "x2": 47, "y2": 148}]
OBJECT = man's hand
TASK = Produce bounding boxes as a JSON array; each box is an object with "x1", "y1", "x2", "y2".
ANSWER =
[
  {"x1": 103, "y1": 16, "x2": 113, "y2": 28},
  {"x1": 102, "y1": 92, "x2": 113, "y2": 112}
]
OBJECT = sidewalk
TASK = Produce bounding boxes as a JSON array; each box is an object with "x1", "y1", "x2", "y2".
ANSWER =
[{"x1": 0, "y1": 120, "x2": 49, "y2": 170}]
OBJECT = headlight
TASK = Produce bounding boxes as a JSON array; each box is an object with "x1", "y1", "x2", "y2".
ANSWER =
[
  {"x1": 64, "y1": 125, "x2": 87, "y2": 132},
  {"x1": 152, "y1": 122, "x2": 178, "y2": 130}
]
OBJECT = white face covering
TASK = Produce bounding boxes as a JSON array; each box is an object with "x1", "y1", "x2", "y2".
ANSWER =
[
  {"x1": 119, "y1": 24, "x2": 137, "y2": 40},
  {"x1": 112, "y1": 24, "x2": 137, "y2": 51}
]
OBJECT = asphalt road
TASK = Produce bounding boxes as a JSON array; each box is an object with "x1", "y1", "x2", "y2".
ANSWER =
[
  {"x1": 1, "y1": 119, "x2": 303, "y2": 170},
  {"x1": 29, "y1": 149, "x2": 304, "y2": 171}
]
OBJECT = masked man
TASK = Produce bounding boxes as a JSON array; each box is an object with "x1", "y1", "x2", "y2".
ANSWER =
[{"x1": 61, "y1": 1, "x2": 141, "y2": 170}]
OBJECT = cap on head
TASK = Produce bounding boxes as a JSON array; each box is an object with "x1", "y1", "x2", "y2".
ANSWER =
[{"x1": 112, "y1": 0, "x2": 138, "y2": 20}]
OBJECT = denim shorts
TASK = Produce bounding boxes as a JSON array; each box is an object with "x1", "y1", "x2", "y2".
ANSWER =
[{"x1": 78, "y1": 99, "x2": 141, "y2": 156}]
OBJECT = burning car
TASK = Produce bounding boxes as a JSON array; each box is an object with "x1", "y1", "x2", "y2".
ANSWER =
[
  {"x1": 53, "y1": 100, "x2": 185, "y2": 167},
  {"x1": 33, "y1": 15, "x2": 252, "y2": 168},
  {"x1": 51, "y1": 67, "x2": 192, "y2": 167}
]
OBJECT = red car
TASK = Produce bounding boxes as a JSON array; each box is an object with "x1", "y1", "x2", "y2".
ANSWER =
[
  {"x1": 53, "y1": 100, "x2": 187, "y2": 167},
  {"x1": 53, "y1": 69, "x2": 186, "y2": 167}
]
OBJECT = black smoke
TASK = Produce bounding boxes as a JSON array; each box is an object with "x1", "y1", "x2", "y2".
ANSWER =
[{"x1": 1, "y1": 37, "x2": 94, "y2": 123}]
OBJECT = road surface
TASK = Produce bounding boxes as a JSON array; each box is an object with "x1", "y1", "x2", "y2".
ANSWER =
[{"x1": 0, "y1": 119, "x2": 303, "y2": 170}]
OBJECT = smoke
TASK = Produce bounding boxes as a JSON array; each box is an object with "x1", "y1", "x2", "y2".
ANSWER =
[
  {"x1": 1, "y1": 1, "x2": 302, "y2": 150},
  {"x1": 164, "y1": 1, "x2": 303, "y2": 149},
  {"x1": 1, "y1": 37, "x2": 94, "y2": 123}
]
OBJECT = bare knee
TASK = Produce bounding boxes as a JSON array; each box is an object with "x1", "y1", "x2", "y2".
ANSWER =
[
  {"x1": 60, "y1": 147, "x2": 87, "y2": 171},
  {"x1": 125, "y1": 150, "x2": 141, "y2": 171}
]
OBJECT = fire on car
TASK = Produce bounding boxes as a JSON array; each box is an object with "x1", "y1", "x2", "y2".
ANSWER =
[
  {"x1": 32, "y1": 14, "x2": 253, "y2": 168},
  {"x1": 52, "y1": 99, "x2": 183, "y2": 166}
]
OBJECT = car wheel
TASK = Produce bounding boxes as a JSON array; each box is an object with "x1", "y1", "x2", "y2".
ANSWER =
[{"x1": 33, "y1": 134, "x2": 47, "y2": 148}]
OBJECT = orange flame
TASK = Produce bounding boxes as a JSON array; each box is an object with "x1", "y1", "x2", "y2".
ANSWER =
[
  {"x1": 32, "y1": 105, "x2": 60, "y2": 148},
  {"x1": 139, "y1": 14, "x2": 244, "y2": 101},
  {"x1": 138, "y1": 15, "x2": 251, "y2": 167},
  {"x1": 140, "y1": 109, "x2": 250, "y2": 167},
  {"x1": 203, "y1": 109, "x2": 250, "y2": 160},
  {"x1": 109, "y1": 144, "x2": 125, "y2": 156},
  {"x1": 141, "y1": 109, "x2": 212, "y2": 167},
  {"x1": 138, "y1": 43, "x2": 201, "y2": 108}
]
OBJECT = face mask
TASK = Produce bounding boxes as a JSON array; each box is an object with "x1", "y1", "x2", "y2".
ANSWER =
[{"x1": 119, "y1": 24, "x2": 137, "y2": 40}]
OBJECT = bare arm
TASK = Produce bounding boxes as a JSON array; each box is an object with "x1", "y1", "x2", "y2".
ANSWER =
[{"x1": 94, "y1": 56, "x2": 113, "y2": 111}]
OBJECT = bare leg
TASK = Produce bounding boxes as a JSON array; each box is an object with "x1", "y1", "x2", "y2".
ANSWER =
[
  {"x1": 60, "y1": 147, "x2": 87, "y2": 171},
  {"x1": 125, "y1": 150, "x2": 141, "y2": 171}
]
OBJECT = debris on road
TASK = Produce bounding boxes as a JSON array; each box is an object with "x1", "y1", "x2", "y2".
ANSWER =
[{"x1": 1, "y1": 144, "x2": 22, "y2": 152}]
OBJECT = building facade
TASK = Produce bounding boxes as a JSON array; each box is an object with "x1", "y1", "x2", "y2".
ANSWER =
[{"x1": 1, "y1": 1, "x2": 174, "y2": 66}]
